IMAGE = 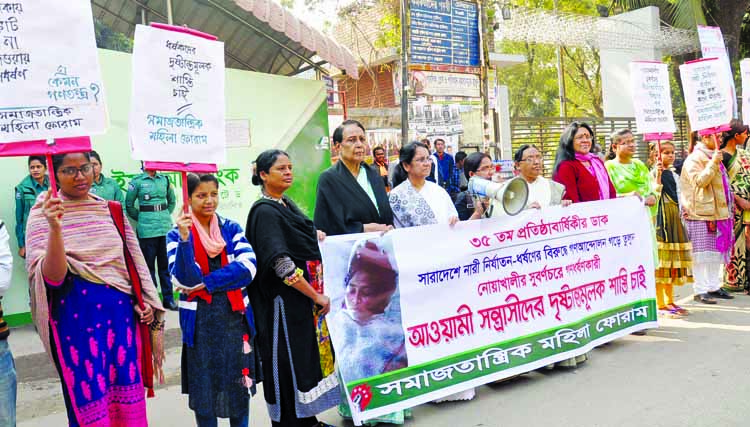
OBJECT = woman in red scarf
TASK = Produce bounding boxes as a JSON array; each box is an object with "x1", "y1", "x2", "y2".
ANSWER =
[{"x1": 167, "y1": 174, "x2": 258, "y2": 427}]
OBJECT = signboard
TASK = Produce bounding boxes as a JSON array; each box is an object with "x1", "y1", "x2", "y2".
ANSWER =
[
  {"x1": 129, "y1": 24, "x2": 226, "y2": 164},
  {"x1": 322, "y1": 197, "x2": 656, "y2": 424},
  {"x1": 409, "y1": 0, "x2": 480, "y2": 66},
  {"x1": 679, "y1": 58, "x2": 733, "y2": 132},
  {"x1": 411, "y1": 70, "x2": 480, "y2": 98},
  {"x1": 741, "y1": 59, "x2": 750, "y2": 126},
  {"x1": 629, "y1": 62, "x2": 676, "y2": 135},
  {"x1": 698, "y1": 25, "x2": 737, "y2": 117},
  {"x1": 0, "y1": 0, "x2": 108, "y2": 144}
]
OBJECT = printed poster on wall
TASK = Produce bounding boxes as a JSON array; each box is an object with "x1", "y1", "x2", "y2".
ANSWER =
[
  {"x1": 129, "y1": 24, "x2": 226, "y2": 164},
  {"x1": 0, "y1": 0, "x2": 108, "y2": 143},
  {"x1": 321, "y1": 197, "x2": 657, "y2": 424},
  {"x1": 741, "y1": 59, "x2": 750, "y2": 126},
  {"x1": 629, "y1": 62, "x2": 676, "y2": 135},
  {"x1": 679, "y1": 58, "x2": 733, "y2": 132}
]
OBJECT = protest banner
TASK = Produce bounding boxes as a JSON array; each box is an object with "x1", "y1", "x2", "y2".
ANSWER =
[
  {"x1": 129, "y1": 24, "x2": 226, "y2": 165},
  {"x1": 698, "y1": 25, "x2": 737, "y2": 117},
  {"x1": 629, "y1": 61, "x2": 675, "y2": 138},
  {"x1": 679, "y1": 58, "x2": 733, "y2": 134},
  {"x1": 0, "y1": 0, "x2": 107, "y2": 146},
  {"x1": 322, "y1": 197, "x2": 657, "y2": 424},
  {"x1": 741, "y1": 59, "x2": 750, "y2": 126}
]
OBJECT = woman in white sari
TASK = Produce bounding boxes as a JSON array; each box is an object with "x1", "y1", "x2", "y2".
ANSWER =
[{"x1": 388, "y1": 142, "x2": 475, "y2": 402}]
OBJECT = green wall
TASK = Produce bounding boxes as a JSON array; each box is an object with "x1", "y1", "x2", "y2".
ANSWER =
[{"x1": 0, "y1": 49, "x2": 331, "y2": 322}]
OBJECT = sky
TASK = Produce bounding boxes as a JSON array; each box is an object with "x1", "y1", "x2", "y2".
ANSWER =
[{"x1": 289, "y1": 0, "x2": 356, "y2": 33}]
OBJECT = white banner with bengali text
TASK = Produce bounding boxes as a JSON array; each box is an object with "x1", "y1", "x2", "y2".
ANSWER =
[
  {"x1": 0, "y1": 0, "x2": 108, "y2": 143},
  {"x1": 698, "y1": 25, "x2": 737, "y2": 118},
  {"x1": 629, "y1": 61, "x2": 676, "y2": 135},
  {"x1": 679, "y1": 58, "x2": 734, "y2": 132},
  {"x1": 129, "y1": 25, "x2": 225, "y2": 164},
  {"x1": 322, "y1": 197, "x2": 657, "y2": 425},
  {"x1": 741, "y1": 59, "x2": 750, "y2": 126}
]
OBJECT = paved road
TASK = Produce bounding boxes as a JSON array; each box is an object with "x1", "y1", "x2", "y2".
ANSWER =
[{"x1": 14, "y1": 288, "x2": 750, "y2": 426}]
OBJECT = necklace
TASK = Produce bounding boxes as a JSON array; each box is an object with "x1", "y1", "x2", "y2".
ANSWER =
[{"x1": 261, "y1": 192, "x2": 285, "y2": 204}]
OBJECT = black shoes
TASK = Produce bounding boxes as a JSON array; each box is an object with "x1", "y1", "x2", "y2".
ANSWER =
[
  {"x1": 709, "y1": 288, "x2": 735, "y2": 299},
  {"x1": 694, "y1": 294, "x2": 717, "y2": 304},
  {"x1": 165, "y1": 300, "x2": 179, "y2": 311}
]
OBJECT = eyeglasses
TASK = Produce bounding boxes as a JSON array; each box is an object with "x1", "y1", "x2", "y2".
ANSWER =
[
  {"x1": 413, "y1": 156, "x2": 432, "y2": 164},
  {"x1": 59, "y1": 164, "x2": 94, "y2": 177},
  {"x1": 519, "y1": 155, "x2": 542, "y2": 163},
  {"x1": 574, "y1": 134, "x2": 593, "y2": 141}
]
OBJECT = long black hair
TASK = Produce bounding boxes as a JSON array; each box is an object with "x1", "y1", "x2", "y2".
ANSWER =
[
  {"x1": 463, "y1": 152, "x2": 491, "y2": 180},
  {"x1": 392, "y1": 142, "x2": 428, "y2": 188},
  {"x1": 721, "y1": 119, "x2": 749, "y2": 149},
  {"x1": 553, "y1": 121, "x2": 595, "y2": 174},
  {"x1": 187, "y1": 173, "x2": 219, "y2": 197},
  {"x1": 252, "y1": 149, "x2": 289, "y2": 186}
]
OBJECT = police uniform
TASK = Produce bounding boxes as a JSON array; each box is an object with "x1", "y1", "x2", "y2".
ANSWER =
[
  {"x1": 14, "y1": 174, "x2": 49, "y2": 252},
  {"x1": 90, "y1": 173, "x2": 125, "y2": 203},
  {"x1": 125, "y1": 172, "x2": 177, "y2": 308}
]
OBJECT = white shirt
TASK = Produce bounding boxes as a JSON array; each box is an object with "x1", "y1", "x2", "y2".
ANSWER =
[{"x1": 0, "y1": 221, "x2": 12, "y2": 297}]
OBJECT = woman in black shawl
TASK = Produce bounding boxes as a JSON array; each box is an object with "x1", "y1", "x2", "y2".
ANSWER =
[
  {"x1": 246, "y1": 150, "x2": 339, "y2": 427},
  {"x1": 314, "y1": 120, "x2": 394, "y2": 235}
]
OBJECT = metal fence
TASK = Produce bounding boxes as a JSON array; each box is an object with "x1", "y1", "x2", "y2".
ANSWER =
[{"x1": 509, "y1": 116, "x2": 691, "y2": 177}]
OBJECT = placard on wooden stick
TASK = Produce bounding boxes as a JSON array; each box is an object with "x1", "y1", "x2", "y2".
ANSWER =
[
  {"x1": 629, "y1": 61, "x2": 676, "y2": 143},
  {"x1": 679, "y1": 57, "x2": 734, "y2": 135}
]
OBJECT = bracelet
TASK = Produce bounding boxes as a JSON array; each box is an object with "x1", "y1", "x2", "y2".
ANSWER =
[{"x1": 283, "y1": 268, "x2": 304, "y2": 286}]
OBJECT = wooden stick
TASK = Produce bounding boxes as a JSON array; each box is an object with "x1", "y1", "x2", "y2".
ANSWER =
[
  {"x1": 180, "y1": 170, "x2": 189, "y2": 214},
  {"x1": 45, "y1": 152, "x2": 58, "y2": 197}
]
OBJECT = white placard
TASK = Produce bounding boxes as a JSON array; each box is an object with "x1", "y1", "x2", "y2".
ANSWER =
[
  {"x1": 698, "y1": 25, "x2": 737, "y2": 117},
  {"x1": 629, "y1": 62, "x2": 676, "y2": 134},
  {"x1": 741, "y1": 59, "x2": 750, "y2": 126},
  {"x1": 0, "y1": 0, "x2": 108, "y2": 143},
  {"x1": 679, "y1": 58, "x2": 733, "y2": 132},
  {"x1": 225, "y1": 119, "x2": 250, "y2": 148},
  {"x1": 129, "y1": 25, "x2": 226, "y2": 164}
]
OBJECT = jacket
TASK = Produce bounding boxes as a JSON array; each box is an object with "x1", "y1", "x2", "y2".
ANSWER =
[
  {"x1": 14, "y1": 175, "x2": 49, "y2": 248},
  {"x1": 125, "y1": 173, "x2": 176, "y2": 238},
  {"x1": 679, "y1": 149, "x2": 730, "y2": 221},
  {"x1": 167, "y1": 215, "x2": 257, "y2": 347}
]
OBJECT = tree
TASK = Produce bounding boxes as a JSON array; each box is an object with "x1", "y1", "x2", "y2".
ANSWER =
[{"x1": 94, "y1": 19, "x2": 133, "y2": 53}]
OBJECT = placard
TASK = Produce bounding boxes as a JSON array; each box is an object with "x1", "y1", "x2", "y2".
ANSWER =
[
  {"x1": 129, "y1": 24, "x2": 226, "y2": 164},
  {"x1": 698, "y1": 25, "x2": 737, "y2": 117},
  {"x1": 679, "y1": 58, "x2": 733, "y2": 132},
  {"x1": 322, "y1": 197, "x2": 656, "y2": 424},
  {"x1": 0, "y1": 0, "x2": 108, "y2": 144},
  {"x1": 629, "y1": 62, "x2": 676, "y2": 135},
  {"x1": 741, "y1": 59, "x2": 750, "y2": 126}
]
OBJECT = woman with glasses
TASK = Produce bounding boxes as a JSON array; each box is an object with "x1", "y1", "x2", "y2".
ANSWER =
[
  {"x1": 25, "y1": 152, "x2": 165, "y2": 427},
  {"x1": 389, "y1": 141, "x2": 459, "y2": 228},
  {"x1": 720, "y1": 120, "x2": 750, "y2": 294},
  {"x1": 314, "y1": 120, "x2": 393, "y2": 236},
  {"x1": 514, "y1": 145, "x2": 570, "y2": 210},
  {"x1": 88, "y1": 151, "x2": 125, "y2": 203},
  {"x1": 604, "y1": 129, "x2": 658, "y2": 214},
  {"x1": 552, "y1": 122, "x2": 616, "y2": 204}
]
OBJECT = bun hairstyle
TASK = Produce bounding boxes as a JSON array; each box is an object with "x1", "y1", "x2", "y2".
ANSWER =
[
  {"x1": 252, "y1": 149, "x2": 289, "y2": 186},
  {"x1": 606, "y1": 129, "x2": 632, "y2": 161},
  {"x1": 332, "y1": 119, "x2": 366, "y2": 144}
]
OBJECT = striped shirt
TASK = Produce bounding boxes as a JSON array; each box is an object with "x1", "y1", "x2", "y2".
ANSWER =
[{"x1": 0, "y1": 220, "x2": 12, "y2": 340}]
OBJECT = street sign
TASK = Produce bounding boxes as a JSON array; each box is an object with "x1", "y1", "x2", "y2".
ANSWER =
[{"x1": 409, "y1": 0, "x2": 480, "y2": 67}]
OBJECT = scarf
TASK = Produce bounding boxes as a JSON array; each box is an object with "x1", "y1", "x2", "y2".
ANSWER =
[
  {"x1": 696, "y1": 147, "x2": 734, "y2": 260},
  {"x1": 191, "y1": 213, "x2": 225, "y2": 257},
  {"x1": 575, "y1": 152, "x2": 610, "y2": 200},
  {"x1": 189, "y1": 221, "x2": 245, "y2": 313},
  {"x1": 25, "y1": 195, "x2": 164, "y2": 367}
]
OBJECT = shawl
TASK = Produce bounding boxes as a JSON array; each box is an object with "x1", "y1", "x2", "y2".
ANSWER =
[
  {"x1": 314, "y1": 160, "x2": 393, "y2": 236},
  {"x1": 192, "y1": 212, "x2": 225, "y2": 258},
  {"x1": 25, "y1": 194, "x2": 164, "y2": 359},
  {"x1": 575, "y1": 152, "x2": 611, "y2": 200},
  {"x1": 605, "y1": 158, "x2": 656, "y2": 216},
  {"x1": 695, "y1": 147, "x2": 734, "y2": 259},
  {"x1": 389, "y1": 180, "x2": 457, "y2": 227},
  {"x1": 190, "y1": 223, "x2": 246, "y2": 312}
]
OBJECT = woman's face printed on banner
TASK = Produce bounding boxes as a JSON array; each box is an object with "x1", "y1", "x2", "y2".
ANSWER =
[{"x1": 344, "y1": 241, "x2": 398, "y2": 323}]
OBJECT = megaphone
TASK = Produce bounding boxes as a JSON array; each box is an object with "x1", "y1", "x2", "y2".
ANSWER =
[{"x1": 468, "y1": 176, "x2": 529, "y2": 216}]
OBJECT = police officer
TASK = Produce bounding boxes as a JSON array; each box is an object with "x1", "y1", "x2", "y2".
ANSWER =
[
  {"x1": 14, "y1": 156, "x2": 49, "y2": 258},
  {"x1": 126, "y1": 165, "x2": 177, "y2": 310},
  {"x1": 89, "y1": 151, "x2": 125, "y2": 203}
]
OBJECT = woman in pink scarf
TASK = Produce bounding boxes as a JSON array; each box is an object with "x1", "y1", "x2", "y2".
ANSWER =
[
  {"x1": 553, "y1": 121, "x2": 617, "y2": 204},
  {"x1": 166, "y1": 173, "x2": 258, "y2": 427}
]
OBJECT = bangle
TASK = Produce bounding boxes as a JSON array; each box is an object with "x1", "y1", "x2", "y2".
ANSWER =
[{"x1": 283, "y1": 268, "x2": 304, "y2": 286}]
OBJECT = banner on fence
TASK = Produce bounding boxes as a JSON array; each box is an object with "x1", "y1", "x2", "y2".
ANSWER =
[
  {"x1": 679, "y1": 58, "x2": 734, "y2": 132},
  {"x1": 0, "y1": 0, "x2": 108, "y2": 144},
  {"x1": 629, "y1": 62, "x2": 676, "y2": 135},
  {"x1": 321, "y1": 197, "x2": 657, "y2": 424},
  {"x1": 129, "y1": 24, "x2": 226, "y2": 164}
]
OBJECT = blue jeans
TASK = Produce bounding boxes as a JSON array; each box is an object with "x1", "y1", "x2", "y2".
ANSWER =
[
  {"x1": 0, "y1": 340, "x2": 17, "y2": 427},
  {"x1": 195, "y1": 412, "x2": 248, "y2": 427}
]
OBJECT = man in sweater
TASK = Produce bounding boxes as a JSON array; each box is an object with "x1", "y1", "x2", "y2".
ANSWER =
[{"x1": 0, "y1": 218, "x2": 15, "y2": 426}]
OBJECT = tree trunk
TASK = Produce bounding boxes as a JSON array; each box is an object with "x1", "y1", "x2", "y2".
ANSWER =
[{"x1": 712, "y1": 0, "x2": 750, "y2": 61}]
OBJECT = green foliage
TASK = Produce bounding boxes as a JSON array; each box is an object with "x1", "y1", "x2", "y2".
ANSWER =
[
  {"x1": 94, "y1": 18, "x2": 133, "y2": 53},
  {"x1": 375, "y1": 10, "x2": 401, "y2": 49}
]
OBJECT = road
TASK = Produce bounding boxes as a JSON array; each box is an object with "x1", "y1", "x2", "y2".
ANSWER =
[{"x1": 13, "y1": 287, "x2": 750, "y2": 427}]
